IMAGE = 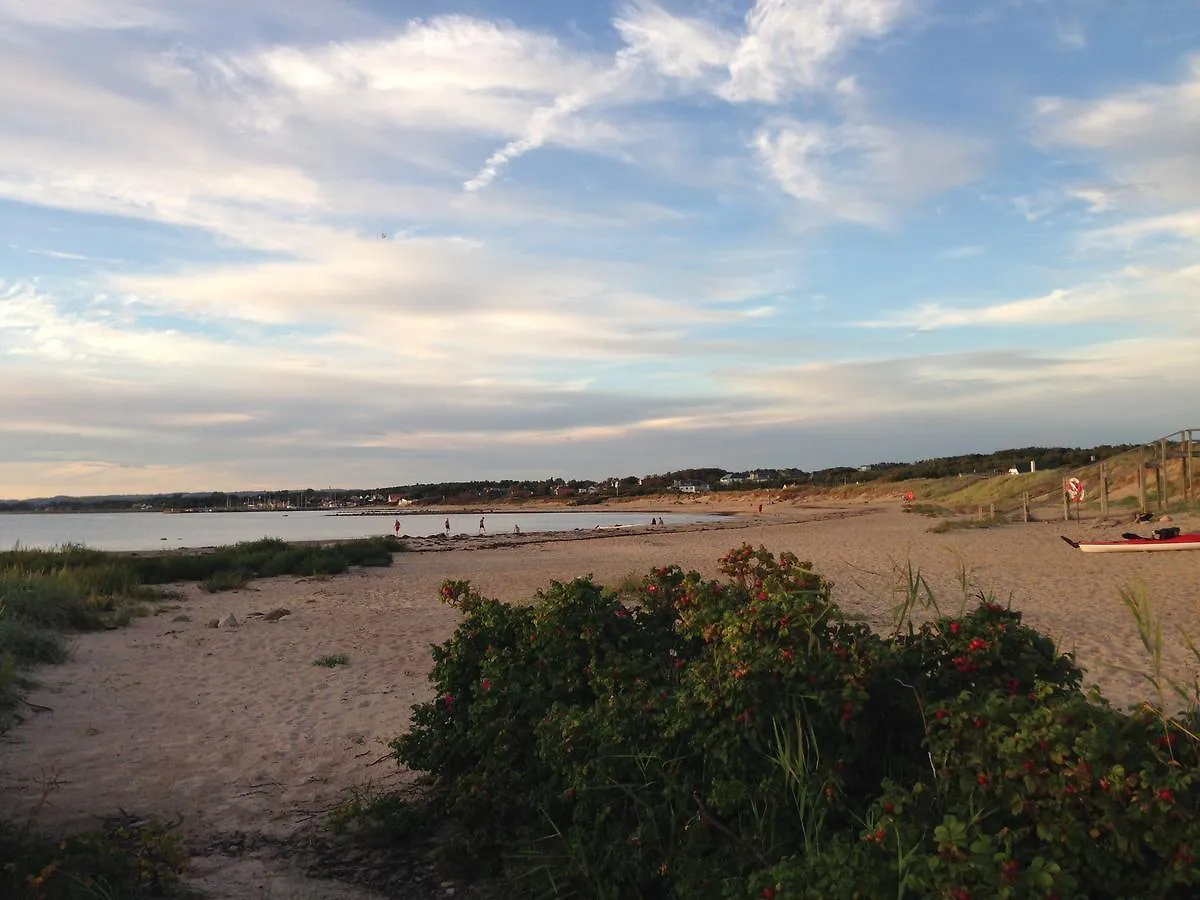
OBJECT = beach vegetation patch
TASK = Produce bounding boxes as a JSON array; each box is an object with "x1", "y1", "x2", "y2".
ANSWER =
[
  {"x1": 314, "y1": 653, "x2": 349, "y2": 668},
  {"x1": 131, "y1": 535, "x2": 402, "y2": 585},
  {"x1": 0, "y1": 812, "x2": 190, "y2": 899},
  {"x1": 328, "y1": 783, "x2": 427, "y2": 844},
  {"x1": 388, "y1": 545, "x2": 1200, "y2": 899},
  {"x1": 929, "y1": 514, "x2": 1007, "y2": 533},
  {"x1": 902, "y1": 502, "x2": 951, "y2": 517},
  {"x1": 199, "y1": 570, "x2": 251, "y2": 593}
]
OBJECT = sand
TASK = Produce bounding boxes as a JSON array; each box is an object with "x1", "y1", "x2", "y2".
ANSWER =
[{"x1": 1, "y1": 501, "x2": 1197, "y2": 897}]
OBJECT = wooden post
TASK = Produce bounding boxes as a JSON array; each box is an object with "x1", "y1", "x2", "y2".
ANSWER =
[
  {"x1": 989, "y1": 502, "x2": 996, "y2": 521},
  {"x1": 1023, "y1": 492, "x2": 1030, "y2": 523},
  {"x1": 1063, "y1": 478, "x2": 1069, "y2": 522},
  {"x1": 1138, "y1": 452, "x2": 1147, "y2": 512},
  {"x1": 1100, "y1": 462, "x2": 1109, "y2": 518},
  {"x1": 1161, "y1": 439, "x2": 1169, "y2": 512},
  {"x1": 977, "y1": 505, "x2": 984, "y2": 521},
  {"x1": 1186, "y1": 429, "x2": 1194, "y2": 508}
]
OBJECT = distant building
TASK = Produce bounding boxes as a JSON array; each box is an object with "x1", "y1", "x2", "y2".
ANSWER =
[
  {"x1": 553, "y1": 485, "x2": 577, "y2": 497},
  {"x1": 674, "y1": 480, "x2": 712, "y2": 494}
]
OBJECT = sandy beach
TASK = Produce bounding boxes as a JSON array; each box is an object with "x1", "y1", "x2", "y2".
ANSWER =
[{"x1": 2, "y1": 500, "x2": 1197, "y2": 898}]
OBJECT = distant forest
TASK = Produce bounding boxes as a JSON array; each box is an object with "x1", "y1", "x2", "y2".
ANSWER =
[
  {"x1": 0, "y1": 444, "x2": 1138, "y2": 512},
  {"x1": 812, "y1": 443, "x2": 1137, "y2": 486}
]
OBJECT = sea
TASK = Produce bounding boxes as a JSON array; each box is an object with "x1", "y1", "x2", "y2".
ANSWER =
[{"x1": 0, "y1": 509, "x2": 726, "y2": 553}]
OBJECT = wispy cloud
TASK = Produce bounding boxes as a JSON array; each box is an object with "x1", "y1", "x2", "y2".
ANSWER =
[{"x1": 753, "y1": 115, "x2": 985, "y2": 225}]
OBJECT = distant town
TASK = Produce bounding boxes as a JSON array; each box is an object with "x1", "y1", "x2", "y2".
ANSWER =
[{"x1": 0, "y1": 445, "x2": 1137, "y2": 513}]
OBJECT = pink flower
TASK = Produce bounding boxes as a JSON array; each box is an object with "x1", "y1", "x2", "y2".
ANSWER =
[
  {"x1": 443, "y1": 694, "x2": 456, "y2": 709},
  {"x1": 481, "y1": 679, "x2": 492, "y2": 692}
]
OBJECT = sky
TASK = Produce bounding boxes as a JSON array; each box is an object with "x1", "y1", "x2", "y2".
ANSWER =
[{"x1": 1, "y1": 0, "x2": 1198, "y2": 499}]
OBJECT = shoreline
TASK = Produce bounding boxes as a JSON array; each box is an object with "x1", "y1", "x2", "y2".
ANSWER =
[{"x1": 110, "y1": 506, "x2": 879, "y2": 556}]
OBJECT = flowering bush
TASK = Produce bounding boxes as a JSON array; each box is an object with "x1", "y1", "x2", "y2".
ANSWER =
[{"x1": 392, "y1": 546, "x2": 1200, "y2": 898}]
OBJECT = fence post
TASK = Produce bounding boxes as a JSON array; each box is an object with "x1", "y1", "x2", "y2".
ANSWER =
[
  {"x1": 1161, "y1": 439, "x2": 1169, "y2": 512},
  {"x1": 1138, "y1": 458, "x2": 1147, "y2": 512},
  {"x1": 1063, "y1": 478, "x2": 1069, "y2": 522},
  {"x1": 1023, "y1": 492, "x2": 1030, "y2": 523},
  {"x1": 1100, "y1": 462, "x2": 1109, "y2": 518}
]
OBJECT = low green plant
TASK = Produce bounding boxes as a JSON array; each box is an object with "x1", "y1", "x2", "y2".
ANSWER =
[
  {"x1": 199, "y1": 570, "x2": 250, "y2": 593},
  {"x1": 903, "y1": 503, "x2": 950, "y2": 517},
  {"x1": 131, "y1": 535, "x2": 401, "y2": 585},
  {"x1": 314, "y1": 653, "x2": 349, "y2": 668},
  {"x1": 930, "y1": 514, "x2": 1007, "y2": 534},
  {"x1": 0, "y1": 618, "x2": 68, "y2": 666},
  {"x1": 388, "y1": 546, "x2": 1196, "y2": 899},
  {"x1": 327, "y1": 784, "x2": 429, "y2": 844},
  {"x1": 0, "y1": 814, "x2": 191, "y2": 899}
]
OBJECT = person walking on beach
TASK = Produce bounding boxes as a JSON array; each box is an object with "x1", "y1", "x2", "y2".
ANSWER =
[
  {"x1": 444, "y1": 518, "x2": 450, "y2": 533},
  {"x1": 479, "y1": 517, "x2": 486, "y2": 533},
  {"x1": 514, "y1": 524, "x2": 521, "y2": 534},
  {"x1": 393, "y1": 519, "x2": 401, "y2": 535}
]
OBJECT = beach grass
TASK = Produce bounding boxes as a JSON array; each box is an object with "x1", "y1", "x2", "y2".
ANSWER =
[
  {"x1": 314, "y1": 653, "x2": 350, "y2": 668},
  {"x1": 131, "y1": 535, "x2": 402, "y2": 585},
  {"x1": 929, "y1": 514, "x2": 1007, "y2": 533},
  {"x1": 902, "y1": 502, "x2": 951, "y2": 517}
]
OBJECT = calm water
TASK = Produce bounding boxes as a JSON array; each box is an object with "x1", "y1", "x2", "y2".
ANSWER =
[{"x1": 0, "y1": 510, "x2": 724, "y2": 552}]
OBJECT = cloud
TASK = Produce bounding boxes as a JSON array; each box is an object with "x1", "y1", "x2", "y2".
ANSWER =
[
  {"x1": 1084, "y1": 209, "x2": 1200, "y2": 247},
  {"x1": 863, "y1": 264, "x2": 1200, "y2": 330},
  {"x1": 753, "y1": 115, "x2": 984, "y2": 224},
  {"x1": 1036, "y1": 55, "x2": 1200, "y2": 203},
  {"x1": 0, "y1": 0, "x2": 173, "y2": 31},
  {"x1": 722, "y1": 0, "x2": 914, "y2": 103},
  {"x1": 464, "y1": 0, "x2": 922, "y2": 191},
  {"x1": 726, "y1": 337, "x2": 1200, "y2": 423},
  {"x1": 1054, "y1": 20, "x2": 1087, "y2": 51},
  {"x1": 613, "y1": 1, "x2": 736, "y2": 82}
]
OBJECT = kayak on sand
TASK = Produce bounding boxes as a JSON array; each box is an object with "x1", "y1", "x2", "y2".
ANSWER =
[{"x1": 1061, "y1": 528, "x2": 1200, "y2": 553}]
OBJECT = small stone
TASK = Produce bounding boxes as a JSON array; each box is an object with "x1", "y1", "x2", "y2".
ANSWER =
[
  {"x1": 172, "y1": 614, "x2": 191, "y2": 623},
  {"x1": 263, "y1": 607, "x2": 291, "y2": 622},
  {"x1": 205, "y1": 619, "x2": 220, "y2": 629},
  {"x1": 218, "y1": 613, "x2": 239, "y2": 628}
]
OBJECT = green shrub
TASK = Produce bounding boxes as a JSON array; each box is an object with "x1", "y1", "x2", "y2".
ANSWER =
[
  {"x1": 0, "y1": 572, "x2": 104, "y2": 631},
  {"x1": 0, "y1": 815, "x2": 189, "y2": 899},
  {"x1": 0, "y1": 619, "x2": 68, "y2": 666},
  {"x1": 930, "y1": 515, "x2": 1007, "y2": 533},
  {"x1": 199, "y1": 570, "x2": 250, "y2": 593},
  {"x1": 132, "y1": 535, "x2": 399, "y2": 585},
  {"x1": 392, "y1": 546, "x2": 1198, "y2": 899},
  {"x1": 314, "y1": 653, "x2": 349, "y2": 668}
]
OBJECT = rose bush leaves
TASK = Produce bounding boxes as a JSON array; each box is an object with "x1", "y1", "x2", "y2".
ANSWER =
[{"x1": 392, "y1": 546, "x2": 1199, "y2": 898}]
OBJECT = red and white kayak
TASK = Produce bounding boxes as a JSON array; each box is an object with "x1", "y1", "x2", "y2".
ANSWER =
[{"x1": 1061, "y1": 533, "x2": 1200, "y2": 553}]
